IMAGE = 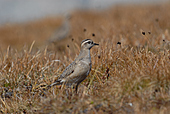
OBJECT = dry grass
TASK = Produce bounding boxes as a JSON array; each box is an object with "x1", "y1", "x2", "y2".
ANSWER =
[{"x1": 0, "y1": 3, "x2": 170, "y2": 114}]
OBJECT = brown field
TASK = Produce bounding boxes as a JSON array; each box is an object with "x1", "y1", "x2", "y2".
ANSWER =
[{"x1": 0, "y1": 3, "x2": 170, "y2": 114}]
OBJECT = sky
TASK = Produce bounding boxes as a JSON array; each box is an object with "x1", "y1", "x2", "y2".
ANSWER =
[{"x1": 0, "y1": 0, "x2": 168, "y2": 25}]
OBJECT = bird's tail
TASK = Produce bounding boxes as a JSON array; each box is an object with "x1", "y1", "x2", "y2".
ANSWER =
[{"x1": 47, "y1": 80, "x2": 62, "y2": 89}]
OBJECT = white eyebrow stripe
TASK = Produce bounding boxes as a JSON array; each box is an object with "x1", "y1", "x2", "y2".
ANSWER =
[{"x1": 81, "y1": 40, "x2": 91, "y2": 46}]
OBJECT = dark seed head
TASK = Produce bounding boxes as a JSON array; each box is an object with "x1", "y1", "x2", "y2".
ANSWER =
[
  {"x1": 155, "y1": 18, "x2": 159, "y2": 22},
  {"x1": 72, "y1": 38, "x2": 74, "y2": 41},
  {"x1": 84, "y1": 28, "x2": 86, "y2": 32},
  {"x1": 163, "y1": 40, "x2": 165, "y2": 42},
  {"x1": 67, "y1": 45, "x2": 69, "y2": 48},
  {"x1": 98, "y1": 55, "x2": 101, "y2": 59},
  {"x1": 92, "y1": 33, "x2": 95, "y2": 37},
  {"x1": 142, "y1": 32, "x2": 145, "y2": 35},
  {"x1": 148, "y1": 31, "x2": 151, "y2": 34},
  {"x1": 155, "y1": 89, "x2": 158, "y2": 92},
  {"x1": 117, "y1": 42, "x2": 121, "y2": 45}
]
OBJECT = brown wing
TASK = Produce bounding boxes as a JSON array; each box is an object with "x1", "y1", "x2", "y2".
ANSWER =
[
  {"x1": 58, "y1": 61, "x2": 77, "y2": 80},
  {"x1": 49, "y1": 61, "x2": 77, "y2": 87},
  {"x1": 62, "y1": 61, "x2": 91, "y2": 84}
]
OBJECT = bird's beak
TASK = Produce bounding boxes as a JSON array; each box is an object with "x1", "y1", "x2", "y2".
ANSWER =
[{"x1": 94, "y1": 43, "x2": 99, "y2": 46}]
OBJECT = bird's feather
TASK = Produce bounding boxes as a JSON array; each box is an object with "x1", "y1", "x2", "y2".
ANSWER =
[
  {"x1": 61, "y1": 61, "x2": 91, "y2": 84},
  {"x1": 59, "y1": 61, "x2": 77, "y2": 79}
]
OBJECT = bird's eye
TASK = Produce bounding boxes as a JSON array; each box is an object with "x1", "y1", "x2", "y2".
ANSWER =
[{"x1": 88, "y1": 42, "x2": 91, "y2": 44}]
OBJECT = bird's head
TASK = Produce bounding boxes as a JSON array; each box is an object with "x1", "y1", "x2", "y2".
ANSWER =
[{"x1": 80, "y1": 39, "x2": 99, "y2": 50}]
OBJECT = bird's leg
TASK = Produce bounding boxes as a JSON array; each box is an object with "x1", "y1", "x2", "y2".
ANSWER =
[
  {"x1": 75, "y1": 83, "x2": 79, "y2": 93},
  {"x1": 70, "y1": 85, "x2": 74, "y2": 93}
]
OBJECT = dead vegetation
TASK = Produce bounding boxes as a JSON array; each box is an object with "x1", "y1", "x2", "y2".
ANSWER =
[{"x1": 0, "y1": 3, "x2": 170, "y2": 114}]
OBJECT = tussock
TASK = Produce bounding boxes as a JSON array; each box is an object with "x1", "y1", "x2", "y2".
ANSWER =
[{"x1": 0, "y1": 3, "x2": 170, "y2": 113}]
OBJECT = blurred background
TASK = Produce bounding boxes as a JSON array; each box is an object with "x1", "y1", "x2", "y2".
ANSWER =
[
  {"x1": 0, "y1": 0, "x2": 166, "y2": 24},
  {"x1": 0, "y1": 0, "x2": 169, "y2": 50}
]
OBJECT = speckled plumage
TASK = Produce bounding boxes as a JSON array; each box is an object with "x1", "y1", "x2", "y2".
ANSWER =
[{"x1": 49, "y1": 39, "x2": 99, "y2": 92}]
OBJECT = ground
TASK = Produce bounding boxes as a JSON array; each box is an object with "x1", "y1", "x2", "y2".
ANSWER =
[{"x1": 0, "y1": 3, "x2": 170, "y2": 114}]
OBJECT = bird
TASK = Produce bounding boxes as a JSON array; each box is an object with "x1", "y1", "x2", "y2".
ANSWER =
[
  {"x1": 48, "y1": 14, "x2": 71, "y2": 44},
  {"x1": 48, "y1": 39, "x2": 99, "y2": 92}
]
